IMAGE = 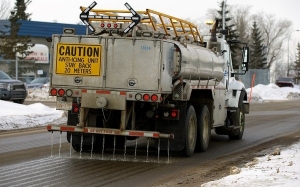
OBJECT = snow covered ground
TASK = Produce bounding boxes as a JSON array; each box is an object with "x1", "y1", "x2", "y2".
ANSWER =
[
  {"x1": 0, "y1": 84, "x2": 300, "y2": 186},
  {"x1": 202, "y1": 144, "x2": 300, "y2": 187},
  {"x1": 247, "y1": 83, "x2": 300, "y2": 103},
  {"x1": 0, "y1": 87, "x2": 66, "y2": 131}
]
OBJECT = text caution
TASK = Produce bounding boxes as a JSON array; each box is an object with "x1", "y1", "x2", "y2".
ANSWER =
[{"x1": 56, "y1": 43, "x2": 102, "y2": 76}]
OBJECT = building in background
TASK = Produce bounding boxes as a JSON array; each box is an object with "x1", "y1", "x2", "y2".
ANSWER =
[{"x1": 0, "y1": 20, "x2": 86, "y2": 79}]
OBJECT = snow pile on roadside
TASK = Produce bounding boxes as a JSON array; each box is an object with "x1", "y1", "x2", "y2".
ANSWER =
[
  {"x1": 202, "y1": 142, "x2": 300, "y2": 187},
  {"x1": 26, "y1": 88, "x2": 56, "y2": 101},
  {"x1": 246, "y1": 84, "x2": 300, "y2": 103},
  {"x1": 0, "y1": 100, "x2": 66, "y2": 130}
]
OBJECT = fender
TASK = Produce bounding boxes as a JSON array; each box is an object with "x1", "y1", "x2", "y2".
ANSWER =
[{"x1": 227, "y1": 78, "x2": 247, "y2": 108}]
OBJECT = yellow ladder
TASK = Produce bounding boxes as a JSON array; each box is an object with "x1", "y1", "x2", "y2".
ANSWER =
[{"x1": 80, "y1": 6, "x2": 202, "y2": 43}]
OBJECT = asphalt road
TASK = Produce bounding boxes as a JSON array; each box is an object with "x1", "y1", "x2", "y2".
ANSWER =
[{"x1": 1, "y1": 100, "x2": 300, "y2": 186}]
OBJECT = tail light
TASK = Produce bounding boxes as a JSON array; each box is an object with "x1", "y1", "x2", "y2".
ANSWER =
[
  {"x1": 151, "y1": 94, "x2": 158, "y2": 102},
  {"x1": 129, "y1": 93, "x2": 162, "y2": 102},
  {"x1": 50, "y1": 88, "x2": 57, "y2": 96},
  {"x1": 58, "y1": 89, "x2": 65, "y2": 96},
  {"x1": 143, "y1": 94, "x2": 150, "y2": 101}
]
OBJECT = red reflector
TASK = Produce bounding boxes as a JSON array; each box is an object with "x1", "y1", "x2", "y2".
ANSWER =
[
  {"x1": 100, "y1": 23, "x2": 105, "y2": 27},
  {"x1": 50, "y1": 88, "x2": 57, "y2": 96},
  {"x1": 151, "y1": 94, "x2": 158, "y2": 102},
  {"x1": 72, "y1": 103, "x2": 80, "y2": 113},
  {"x1": 114, "y1": 23, "x2": 118, "y2": 28},
  {"x1": 107, "y1": 23, "x2": 111, "y2": 28},
  {"x1": 73, "y1": 107, "x2": 79, "y2": 113},
  {"x1": 171, "y1": 110, "x2": 178, "y2": 118},
  {"x1": 58, "y1": 89, "x2": 65, "y2": 96},
  {"x1": 143, "y1": 94, "x2": 150, "y2": 101}
]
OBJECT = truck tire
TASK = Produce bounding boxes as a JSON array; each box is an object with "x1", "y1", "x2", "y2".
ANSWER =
[
  {"x1": 195, "y1": 105, "x2": 211, "y2": 152},
  {"x1": 182, "y1": 105, "x2": 197, "y2": 157},
  {"x1": 228, "y1": 92, "x2": 245, "y2": 140}
]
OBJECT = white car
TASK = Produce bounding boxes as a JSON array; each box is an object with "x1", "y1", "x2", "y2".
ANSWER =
[{"x1": 26, "y1": 77, "x2": 50, "y2": 89}]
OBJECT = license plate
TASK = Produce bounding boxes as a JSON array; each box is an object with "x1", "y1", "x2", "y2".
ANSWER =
[
  {"x1": 56, "y1": 100, "x2": 72, "y2": 110},
  {"x1": 55, "y1": 43, "x2": 102, "y2": 76}
]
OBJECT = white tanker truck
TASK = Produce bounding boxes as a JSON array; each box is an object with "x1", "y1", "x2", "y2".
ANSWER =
[{"x1": 47, "y1": 2, "x2": 250, "y2": 156}]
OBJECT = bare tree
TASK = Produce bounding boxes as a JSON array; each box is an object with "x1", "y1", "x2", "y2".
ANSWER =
[
  {"x1": 230, "y1": 4, "x2": 252, "y2": 44},
  {"x1": 0, "y1": 0, "x2": 11, "y2": 19},
  {"x1": 254, "y1": 13, "x2": 292, "y2": 69},
  {"x1": 271, "y1": 61, "x2": 287, "y2": 81}
]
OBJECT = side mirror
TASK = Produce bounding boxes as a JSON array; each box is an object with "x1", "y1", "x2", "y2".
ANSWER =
[{"x1": 241, "y1": 46, "x2": 249, "y2": 71}]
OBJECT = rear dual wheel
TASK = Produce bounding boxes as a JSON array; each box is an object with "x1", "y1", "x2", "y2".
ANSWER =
[
  {"x1": 182, "y1": 104, "x2": 211, "y2": 156},
  {"x1": 182, "y1": 105, "x2": 197, "y2": 157},
  {"x1": 195, "y1": 105, "x2": 211, "y2": 152}
]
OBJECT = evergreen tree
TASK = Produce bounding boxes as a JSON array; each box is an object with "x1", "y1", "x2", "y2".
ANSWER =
[
  {"x1": 0, "y1": 0, "x2": 34, "y2": 77},
  {"x1": 249, "y1": 21, "x2": 267, "y2": 69},
  {"x1": 292, "y1": 43, "x2": 300, "y2": 79},
  {"x1": 216, "y1": 0, "x2": 241, "y2": 69}
]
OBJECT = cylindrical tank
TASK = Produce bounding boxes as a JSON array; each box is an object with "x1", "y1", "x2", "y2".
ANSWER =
[{"x1": 173, "y1": 42, "x2": 225, "y2": 81}]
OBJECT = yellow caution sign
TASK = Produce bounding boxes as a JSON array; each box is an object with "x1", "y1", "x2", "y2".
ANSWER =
[{"x1": 56, "y1": 43, "x2": 102, "y2": 76}]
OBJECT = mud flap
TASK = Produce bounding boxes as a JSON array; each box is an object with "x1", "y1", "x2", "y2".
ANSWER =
[{"x1": 155, "y1": 102, "x2": 187, "y2": 151}]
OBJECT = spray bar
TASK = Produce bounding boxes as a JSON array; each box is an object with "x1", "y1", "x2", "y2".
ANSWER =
[{"x1": 47, "y1": 125, "x2": 174, "y2": 139}]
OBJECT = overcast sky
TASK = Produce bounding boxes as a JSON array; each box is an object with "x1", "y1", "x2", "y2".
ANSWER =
[{"x1": 8, "y1": 0, "x2": 300, "y2": 53}]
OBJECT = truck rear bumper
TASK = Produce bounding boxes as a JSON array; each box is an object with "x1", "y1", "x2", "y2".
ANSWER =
[{"x1": 47, "y1": 125, "x2": 174, "y2": 139}]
